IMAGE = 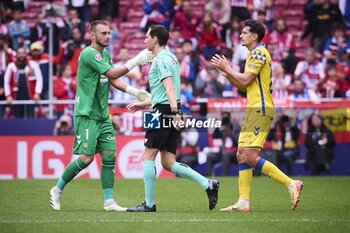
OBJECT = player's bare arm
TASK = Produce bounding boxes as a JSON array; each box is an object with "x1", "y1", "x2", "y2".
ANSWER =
[
  {"x1": 104, "y1": 49, "x2": 154, "y2": 80},
  {"x1": 110, "y1": 77, "x2": 151, "y2": 100},
  {"x1": 211, "y1": 54, "x2": 256, "y2": 90},
  {"x1": 104, "y1": 66, "x2": 130, "y2": 80}
]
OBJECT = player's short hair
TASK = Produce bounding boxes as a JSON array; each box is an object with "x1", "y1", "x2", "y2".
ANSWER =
[
  {"x1": 148, "y1": 25, "x2": 169, "y2": 47},
  {"x1": 244, "y1": 19, "x2": 265, "y2": 43},
  {"x1": 89, "y1": 20, "x2": 109, "y2": 33}
]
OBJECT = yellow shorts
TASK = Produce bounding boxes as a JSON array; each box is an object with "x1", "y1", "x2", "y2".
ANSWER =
[{"x1": 238, "y1": 110, "x2": 273, "y2": 150}]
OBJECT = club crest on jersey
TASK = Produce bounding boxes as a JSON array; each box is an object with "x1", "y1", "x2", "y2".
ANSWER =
[
  {"x1": 83, "y1": 143, "x2": 88, "y2": 151},
  {"x1": 95, "y1": 54, "x2": 102, "y2": 61}
]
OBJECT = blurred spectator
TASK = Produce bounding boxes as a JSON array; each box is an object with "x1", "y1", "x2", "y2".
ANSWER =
[
  {"x1": 335, "y1": 50, "x2": 350, "y2": 96},
  {"x1": 270, "y1": 115, "x2": 300, "y2": 176},
  {"x1": 305, "y1": 113, "x2": 336, "y2": 175},
  {"x1": 176, "y1": 128, "x2": 200, "y2": 169},
  {"x1": 225, "y1": 17, "x2": 242, "y2": 53},
  {"x1": 271, "y1": 62, "x2": 291, "y2": 101},
  {"x1": 319, "y1": 65, "x2": 341, "y2": 98},
  {"x1": 112, "y1": 113, "x2": 126, "y2": 135},
  {"x1": 180, "y1": 78, "x2": 193, "y2": 115},
  {"x1": 217, "y1": 48, "x2": 239, "y2": 98},
  {"x1": 252, "y1": 0, "x2": 273, "y2": 27},
  {"x1": 171, "y1": 0, "x2": 201, "y2": 47},
  {"x1": 111, "y1": 47, "x2": 141, "y2": 101},
  {"x1": 181, "y1": 39, "x2": 200, "y2": 83},
  {"x1": 205, "y1": 0, "x2": 231, "y2": 41},
  {"x1": 229, "y1": 0, "x2": 252, "y2": 21},
  {"x1": 64, "y1": 27, "x2": 87, "y2": 76},
  {"x1": 174, "y1": 47, "x2": 195, "y2": 84},
  {"x1": 281, "y1": 49, "x2": 298, "y2": 76},
  {"x1": 206, "y1": 112, "x2": 240, "y2": 176},
  {"x1": 194, "y1": 62, "x2": 225, "y2": 98},
  {"x1": 338, "y1": 0, "x2": 350, "y2": 29},
  {"x1": 4, "y1": 47, "x2": 43, "y2": 118},
  {"x1": 29, "y1": 41, "x2": 65, "y2": 100},
  {"x1": 232, "y1": 43, "x2": 249, "y2": 73},
  {"x1": 30, "y1": 14, "x2": 46, "y2": 44},
  {"x1": 98, "y1": 0, "x2": 118, "y2": 20},
  {"x1": 322, "y1": 25, "x2": 350, "y2": 66},
  {"x1": 0, "y1": 35, "x2": 14, "y2": 117},
  {"x1": 269, "y1": 18, "x2": 296, "y2": 62},
  {"x1": 8, "y1": 9, "x2": 30, "y2": 50},
  {"x1": 168, "y1": 28, "x2": 183, "y2": 53},
  {"x1": 0, "y1": 15, "x2": 9, "y2": 35},
  {"x1": 289, "y1": 79, "x2": 310, "y2": 100},
  {"x1": 294, "y1": 47, "x2": 326, "y2": 97},
  {"x1": 61, "y1": 8, "x2": 86, "y2": 41},
  {"x1": 53, "y1": 65, "x2": 76, "y2": 118},
  {"x1": 106, "y1": 21, "x2": 120, "y2": 61},
  {"x1": 63, "y1": 0, "x2": 94, "y2": 23},
  {"x1": 53, "y1": 114, "x2": 74, "y2": 135},
  {"x1": 41, "y1": 5, "x2": 65, "y2": 55},
  {"x1": 138, "y1": 63, "x2": 151, "y2": 92},
  {"x1": 256, "y1": 10, "x2": 270, "y2": 44},
  {"x1": 301, "y1": 0, "x2": 344, "y2": 52},
  {"x1": 141, "y1": 0, "x2": 171, "y2": 32},
  {"x1": 12, "y1": 0, "x2": 26, "y2": 12},
  {"x1": 197, "y1": 10, "x2": 221, "y2": 60}
]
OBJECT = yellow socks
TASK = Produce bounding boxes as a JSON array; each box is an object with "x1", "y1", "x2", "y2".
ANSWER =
[
  {"x1": 238, "y1": 163, "x2": 253, "y2": 200},
  {"x1": 257, "y1": 158, "x2": 293, "y2": 187}
]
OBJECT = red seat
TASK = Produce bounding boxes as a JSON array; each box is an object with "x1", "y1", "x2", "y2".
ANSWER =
[
  {"x1": 274, "y1": 0, "x2": 289, "y2": 7},
  {"x1": 290, "y1": 0, "x2": 307, "y2": 6},
  {"x1": 119, "y1": 22, "x2": 141, "y2": 34}
]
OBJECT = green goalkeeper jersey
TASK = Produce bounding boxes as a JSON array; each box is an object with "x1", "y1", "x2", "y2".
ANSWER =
[
  {"x1": 74, "y1": 46, "x2": 113, "y2": 120},
  {"x1": 149, "y1": 49, "x2": 181, "y2": 107}
]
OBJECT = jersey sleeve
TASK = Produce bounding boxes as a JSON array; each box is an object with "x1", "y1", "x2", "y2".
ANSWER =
[
  {"x1": 84, "y1": 49, "x2": 112, "y2": 74},
  {"x1": 245, "y1": 48, "x2": 265, "y2": 75},
  {"x1": 156, "y1": 55, "x2": 174, "y2": 81}
]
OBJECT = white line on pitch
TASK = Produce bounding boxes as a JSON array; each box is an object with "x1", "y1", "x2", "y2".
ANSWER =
[{"x1": 1, "y1": 219, "x2": 349, "y2": 224}]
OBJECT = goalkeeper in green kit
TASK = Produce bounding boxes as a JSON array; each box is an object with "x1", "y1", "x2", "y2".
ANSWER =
[{"x1": 49, "y1": 20, "x2": 153, "y2": 211}]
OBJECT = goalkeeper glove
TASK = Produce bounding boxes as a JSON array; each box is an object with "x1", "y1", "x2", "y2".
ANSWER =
[
  {"x1": 125, "y1": 85, "x2": 152, "y2": 101},
  {"x1": 125, "y1": 49, "x2": 154, "y2": 70}
]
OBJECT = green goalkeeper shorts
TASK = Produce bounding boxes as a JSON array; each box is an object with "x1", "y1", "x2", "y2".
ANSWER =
[{"x1": 72, "y1": 116, "x2": 116, "y2": 155}]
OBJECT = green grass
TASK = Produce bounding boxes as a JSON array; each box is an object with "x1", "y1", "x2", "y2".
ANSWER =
[{"x1": 1, "y1": 177, "x2": 350, "y2": 233}]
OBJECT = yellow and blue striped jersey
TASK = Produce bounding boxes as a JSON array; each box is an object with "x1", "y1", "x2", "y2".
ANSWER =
[{"x1": 244, "y1": 43, "x2": 274, "y2": 117}]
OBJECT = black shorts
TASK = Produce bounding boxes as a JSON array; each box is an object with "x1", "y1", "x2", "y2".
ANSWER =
[{"x1": 144, "y1": 104, "x2": 180, "y2": 154}]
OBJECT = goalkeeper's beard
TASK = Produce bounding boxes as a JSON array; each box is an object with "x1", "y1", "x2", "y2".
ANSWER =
[{"x1": 96, "y1": 40, "x2": 108, "y2": 48}]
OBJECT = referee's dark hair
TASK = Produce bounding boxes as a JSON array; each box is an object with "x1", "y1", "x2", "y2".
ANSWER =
[
  {"x1": 149, "y1": 25, "x2": 169, "y2": 47},
  {"x1": 244, "y1": 19, "x2": 265, "y2": 43}
]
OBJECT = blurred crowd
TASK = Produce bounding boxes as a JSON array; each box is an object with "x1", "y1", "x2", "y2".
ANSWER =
[{"x1": 0, "y1": 0, "x2": 349, "y2": 120}]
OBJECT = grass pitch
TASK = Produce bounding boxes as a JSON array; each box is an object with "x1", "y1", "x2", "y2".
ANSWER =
[{"x1": 1, "y1": 177, "x2": 349, "y2": 233}]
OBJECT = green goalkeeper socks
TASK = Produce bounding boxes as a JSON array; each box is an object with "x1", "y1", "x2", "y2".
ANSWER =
[
  {"x1": 171, "y1": 162, "x2": 209, "y2": 189},
  {"x1": 143, "y1": 160, "x2": 156, "y2": 207},
  {"x1": 57, "y1": 157, "x2": 87, "y2": 191}
]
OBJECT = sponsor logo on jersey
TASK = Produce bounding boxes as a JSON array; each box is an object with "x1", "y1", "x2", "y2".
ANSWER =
[
  {"x1": 95, "y1": 54, "x2": 102, "y2": 61},
  {"x1": 100, "y1": 76, "x2": 108, "y2": 83},
  {"x1": 107, "y1": 135, "x2": 115, "y2": 140}
]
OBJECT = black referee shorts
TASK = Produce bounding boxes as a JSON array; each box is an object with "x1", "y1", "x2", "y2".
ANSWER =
[{"x1": 144, "y1": 104, "x2": 180, "y2": 154}]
